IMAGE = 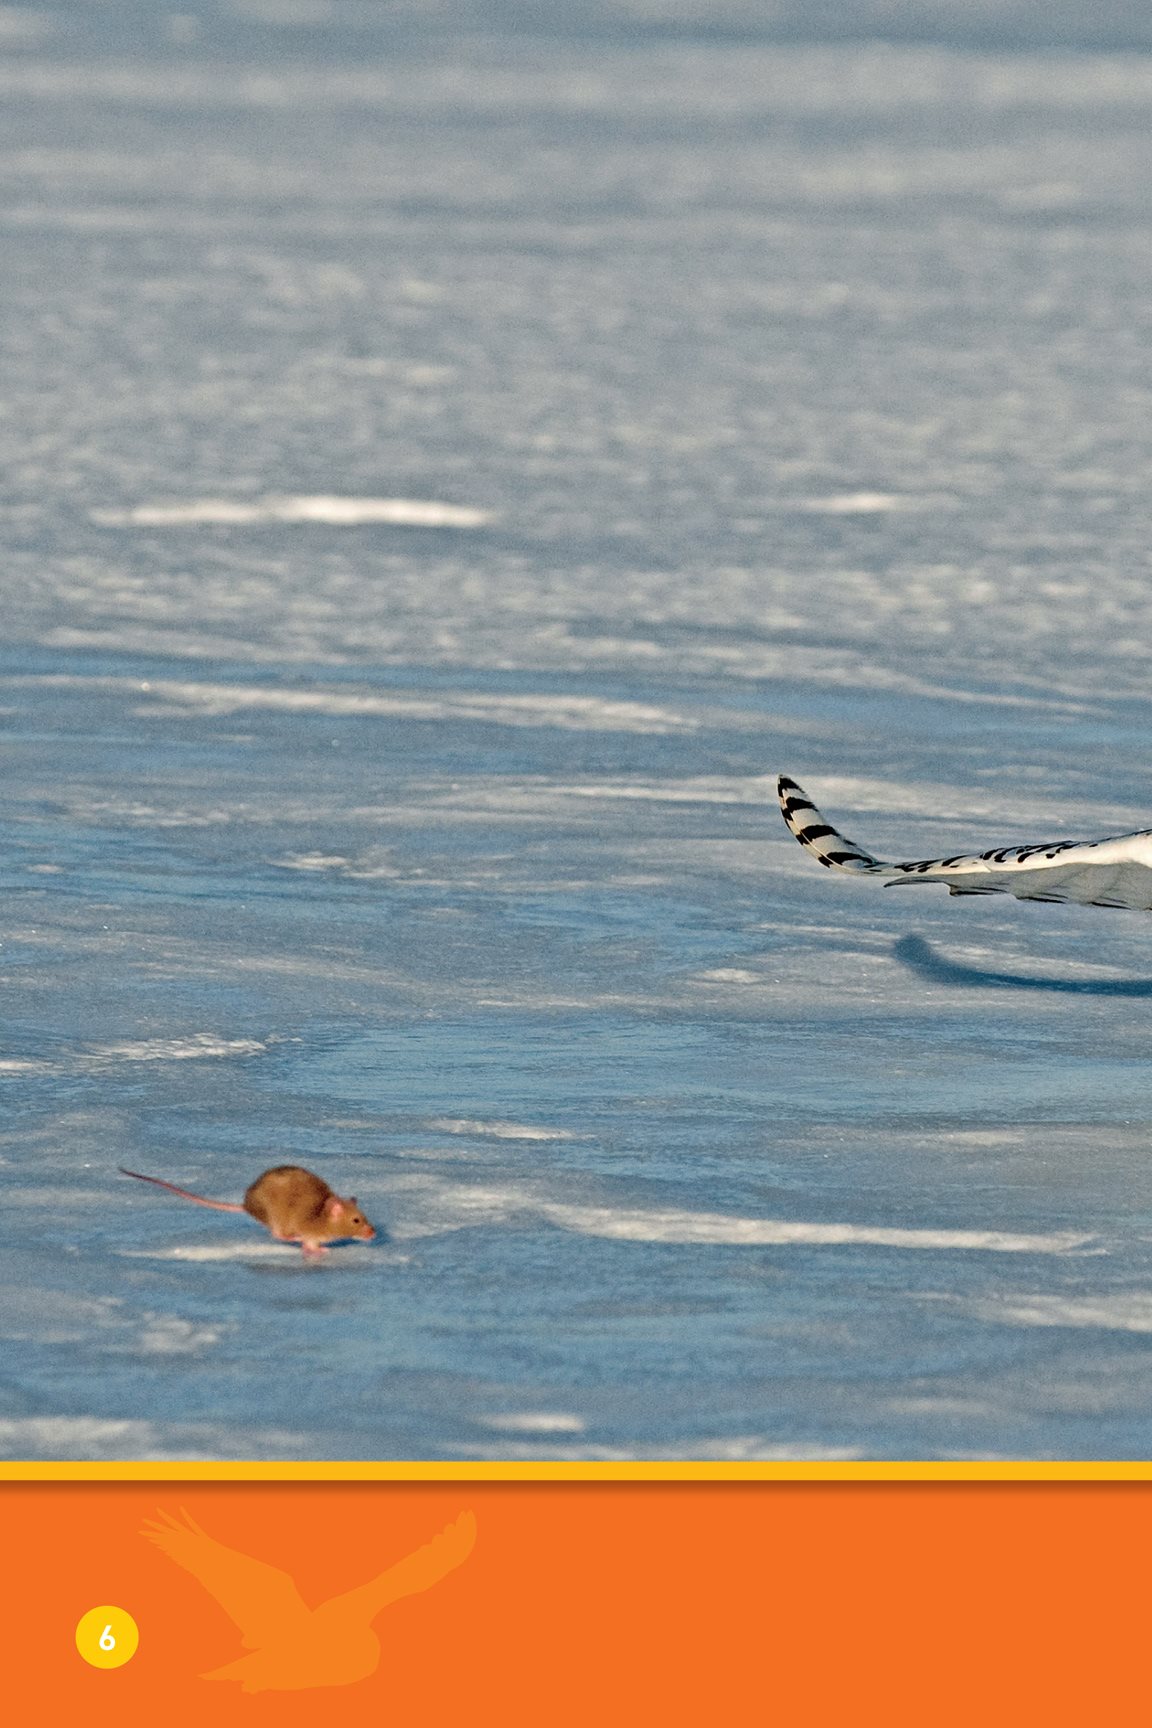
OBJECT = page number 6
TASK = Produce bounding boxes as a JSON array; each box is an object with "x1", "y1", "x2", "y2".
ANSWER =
[{"x1": 75, "y1": 1605, "x2": 139, "y2": 1669}]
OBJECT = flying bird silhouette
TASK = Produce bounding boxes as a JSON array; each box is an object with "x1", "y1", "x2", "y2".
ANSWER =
[
  {"x1": 143, "y1": 1507, "x2": 476, "y2": 1692},
  {"x1": 778, "y1": 774, "x2": 1152, "y2": 911}
]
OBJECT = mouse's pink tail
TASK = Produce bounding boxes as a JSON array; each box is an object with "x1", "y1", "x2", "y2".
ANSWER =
[{"x1": 118, "y1": 1167, "x2": 246, "y2": 1212}]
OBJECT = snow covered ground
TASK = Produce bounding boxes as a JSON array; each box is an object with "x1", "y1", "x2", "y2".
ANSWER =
[{"x1": 4, "y1": 3, "x2": 1152, "y2": 1459}]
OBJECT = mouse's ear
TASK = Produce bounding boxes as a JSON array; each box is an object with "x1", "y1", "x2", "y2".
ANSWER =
[{"x1": 323, "y1": 1195, "x2": 347, "y2": 1220}]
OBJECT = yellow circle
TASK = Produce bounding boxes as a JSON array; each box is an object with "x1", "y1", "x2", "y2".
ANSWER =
[{"x1": 75, "y1": 1605, "x2": 139, "y2": 1669}]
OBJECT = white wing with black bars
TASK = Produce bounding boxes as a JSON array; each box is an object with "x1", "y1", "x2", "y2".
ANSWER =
[{"x1": 777, "y1": 775, "x2": 1152, "y2": 911}]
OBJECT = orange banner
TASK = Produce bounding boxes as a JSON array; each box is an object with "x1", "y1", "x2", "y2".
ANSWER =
[{"x1": 6, "y1": 1480, "x2": 1147, "y2": 1725}]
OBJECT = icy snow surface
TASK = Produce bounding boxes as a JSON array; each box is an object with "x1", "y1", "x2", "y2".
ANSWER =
[{"x1": 5, "y1": 3, "x2": 1152, "y2": 1460}]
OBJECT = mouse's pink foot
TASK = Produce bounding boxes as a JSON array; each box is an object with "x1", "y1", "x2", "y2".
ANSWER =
[{"x1": 300, "y1": 1242, "x2": 330, "y2": 1258}]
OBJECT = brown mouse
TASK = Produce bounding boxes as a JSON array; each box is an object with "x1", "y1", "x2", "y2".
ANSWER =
[{"x1": 118, "y1": 1164, "x2": 377, "y2": 1257}]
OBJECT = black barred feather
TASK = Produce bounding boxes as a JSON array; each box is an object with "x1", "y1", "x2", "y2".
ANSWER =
[{"x1": 777, "y1": 775, "x2": 1152, "y2": 911}]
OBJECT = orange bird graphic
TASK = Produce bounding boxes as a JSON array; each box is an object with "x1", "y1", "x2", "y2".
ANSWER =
[{"x1": 143, "y1": 1507, "x2": 476, "y2": 1692}]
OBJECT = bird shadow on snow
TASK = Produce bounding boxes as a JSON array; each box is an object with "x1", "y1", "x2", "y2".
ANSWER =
[{"x1": 893, "y1": 933, "x2": 1152, "y2": 997}]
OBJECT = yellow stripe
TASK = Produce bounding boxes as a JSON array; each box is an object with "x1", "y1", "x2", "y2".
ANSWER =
[{"x1": 2, "y1": 1461, "x2": 1151, "y2": 1482}]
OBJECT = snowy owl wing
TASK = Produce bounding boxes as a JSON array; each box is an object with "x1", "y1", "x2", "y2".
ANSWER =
[
  {"x1": 323, "y1": 1511, "x2": 477, "y2": 1624},
  {"x1": 777, "y1": 775, "x2": 1152, "y2": 911},
  {"x1": 142, "y1": 1510, "x2": 309, "y2": 1647}
]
